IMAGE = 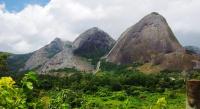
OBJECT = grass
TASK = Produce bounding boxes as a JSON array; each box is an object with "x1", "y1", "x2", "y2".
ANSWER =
[
  {"x1": 137, "y1": 63, "x2": 162, "y2": 74},
  {"x1": 81, "y1": 89, "x2": 185, "y2": 109}
]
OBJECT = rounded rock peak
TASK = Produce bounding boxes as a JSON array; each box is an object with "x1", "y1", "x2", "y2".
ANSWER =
[
  {"x1": 89, "y1": 27, "x2": 99, "y2": 30},
  {"x1": 85, "y1": 27, "x2": 102, "y2": 33},
  {"x1": 106, "y1": 12, "x2": 183, "y2": 65},
  {"x1": 150, "y1": 12, "x2": 159, "y2": 15},
  {"x1": 137, "y1": 12, "x2": 167, "y2": 27},
  {"x1": 75, "y1": 27, "x2": 108, "y2": 40},
  {"x1": 52, "y1": 37, "x2": 62, "y2": 42},
  {"x1": 145, "y1": 12, "x2": 165, "y2": 19}
]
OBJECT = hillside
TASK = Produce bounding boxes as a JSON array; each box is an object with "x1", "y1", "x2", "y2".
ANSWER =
[
  {"x1": 5, "y1": 27, "x2": 115, "y2": 74},
  {"x1": 73, "y1": 27, "x2": 115, "y2": 60},
  {"x1": 0, "y1": 52, "x2": 10, "y2": 72},
  {"x1": 106, "y1": 12, "x2": 200, "y2": 72},
  {"x1": 1, "y1": 12, "x2": 200, "y2": 109},
  {"x1": 2, "y1": 13, "x2": 200, "y2": 74}
]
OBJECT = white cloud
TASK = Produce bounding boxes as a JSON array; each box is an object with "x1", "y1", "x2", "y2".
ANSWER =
[{"x1": 0, "y1": 0, "x2": 200, "y2": 53}]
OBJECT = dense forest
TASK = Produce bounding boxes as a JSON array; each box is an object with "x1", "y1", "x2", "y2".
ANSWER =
[{"x1": 1, "y1": 53, "x2": 200, "y2": 109}]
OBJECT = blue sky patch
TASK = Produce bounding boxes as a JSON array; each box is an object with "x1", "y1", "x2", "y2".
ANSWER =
[{"x1": 0, "y1": 0, "x2": 50, "y2": 12}]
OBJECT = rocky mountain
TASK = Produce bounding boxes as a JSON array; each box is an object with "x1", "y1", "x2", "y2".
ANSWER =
[
  {"x1": 22, "y1": 38, "x2": 65, "y2": 71},
  {"x1": 107, "y1": 12, "x2": 183, "y2": 64},
  {"x1": 106, "y1": 12, "x2": 200, "y2": 72},
  {"x1": 39, "y1": 27, "x2": 115, "y2": 73},
  {"x1": 185, "y1": 46, "x2": 200, "y2": 55},
  {"x1": 3, "y1": 13, "x2": 200, "y2": 74},
  {"x1": 39, "y1": 41, "x2": 94, "y2": 73},
  {"x1": 6, "y1": 27, "x2": 115, "y2": 73},
  {"x1": 73, "y1": 27, "x2": 115, "y2": 59}
]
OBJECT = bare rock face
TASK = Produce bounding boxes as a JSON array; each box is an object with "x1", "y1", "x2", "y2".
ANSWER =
[
  {"x1": 40, "y1": 27, "x2": 115, "y2": 73},
  {"x1": 158, "y1": 52, "x2": 200, "y2": 71},
  {"x1": 73, "y1": 27, "x2": 115, "y2": 59},
  {"x1": 106, "y1": 12, "x2": 184, "y2": 64},
  {"x1": 22, "y1": 38, "x2": 65, "y2": 71},
  {"x1": 106, "y1": 12, "x2": 200, "y2": 72},
  {"x1": 12, "y1": 27, "x2": 114, "y2": 73},
  {"x1": 39, "y1": 43, "x2": 94, "y2": 73}
]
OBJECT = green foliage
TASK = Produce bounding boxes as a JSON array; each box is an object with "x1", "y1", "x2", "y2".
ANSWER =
[
  {"x1": 100, "y1": 59, "x2": 127, "y2": 71},
  {"x1": 125, "y1": 86, "x2": 142, "y2": 96},
  {"x1": 0, "y1": 71, "x2": 41, "y2": 108},
  {"x1": 111, "y1": 91, "x2": 127, "y2": 101},
  {"x1": 152, "y1": 97, "x2": 167, "y2": 109},
  {"x1": 96, "y1": 87, "x2": 111, "y2": 97},
  {"x1": 21, "y1": 71, "x2": 38, "y2": 90},
  {"x1": 49, "y1": 89, "x2": 80, "y2": 108},
  {"x1": 0, "y1": 77, "x2": 26, "y2": 108},
  {"x1": 0, "y1": 52, "x2": 9, "y2": 72},
  {"x1": 49, "y1": 67, "x2": 80, "y2": 73},
  {"x1": 1, "y1": 62, "x2": 193, "y2": 108},
  {"x1": 7, "y1": 53, "x2": 32, "y2": 72}
]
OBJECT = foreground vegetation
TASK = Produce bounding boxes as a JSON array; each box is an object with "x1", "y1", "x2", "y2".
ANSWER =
[{"x1": 0, "y1": 56, "x2": 199, "y2": 108}]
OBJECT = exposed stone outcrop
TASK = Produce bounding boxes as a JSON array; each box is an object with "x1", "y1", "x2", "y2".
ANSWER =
[
  {"x1": 107, "y1": 12, "x2": 184, "y2": 64},
  {"x1": 39, "y1": 42, "x2": 94, "y2": 73},
  {"x1": 22, "y1": 38, "x2": 64, "y2": 71},
  {"x1": 73, "y1": 27, "x2": 115, "y2": 59},
  {"x1": 106, "y1": 12, "x2": 200, "y2": 72}
]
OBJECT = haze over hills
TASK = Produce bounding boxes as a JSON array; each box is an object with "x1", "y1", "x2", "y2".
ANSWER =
[
  {"x1": 3, "y1": 12, "x2": 200, "y2": 74},
  {"x1": 185, "y1": 46, "x2": 200, "y2": 55}
]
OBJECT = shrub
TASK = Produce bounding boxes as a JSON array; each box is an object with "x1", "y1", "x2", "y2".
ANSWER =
[
  {"x1": 96, "y1": 87, "x2": 111, "y2": 97},
  {"x1": 154, "y1": 97, "x2": 167, "y2": 109},
  {"x1": 0, "y1": 77, "x2": 27, "y2": 109},
  {"x1": 0, "y1": 52, "x2": 9, "y2": 72},
  {"x1": 50, "y1": 89, "x2": 83, "y2": 108},
  {"x1": 165, "y1": 90, "x2": 177, "y2": 99},
  {"x1": 111, "y1": 82, "x2": 122, "y2": 91},
  {"x1": 111, "y1": 91, "x2": 127, "y2": 101},
  {"x1": 125, "y1": 86, "x2": 143, "y2": 96}
]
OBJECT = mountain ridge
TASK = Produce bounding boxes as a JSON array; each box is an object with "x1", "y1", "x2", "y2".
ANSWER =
[
  {"x1": 107, "y1": 12, "x2": 184, "y2": 64},
  {"x1": 3, "y1": 12, "x2": 200, "y2": 74},
  {"x1": 106, "y1": 12, "x2": 200, "y2": 72},
  {"x1": 6, "y1": 27, "x2": 115, "y2": 73}
]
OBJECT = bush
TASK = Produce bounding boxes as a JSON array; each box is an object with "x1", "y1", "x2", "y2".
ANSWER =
[
  {"x1": 152, "y1": 97, "x2": 167, "y2": 109},
  {"x1": 49, "y1": 89, "x2": 84, "y2": 108},
  {"x1": 0, "y1": 52, "x2": 9, "y2": 72},
  {"x1": 96, "y1": 87, "x2": 111, "y2": 97},
  {"x1": 0, "y1": 77, "x2": 27, "y2": 108},
  {"x1": 165, "y1": 90, "x2": 177, "y2": 99},
  {"x1": 111, "y1": 91, "x2": 127, "y2": 101},
  {"x1": 111, "y1": 82, "x2": 122, "y2": 91},
  {"x1": 125, "y1": 86, "x2": 143, "y2": 96},
  {"x1": 81, "y1": 99, "x2": 104, "y2": 109}
]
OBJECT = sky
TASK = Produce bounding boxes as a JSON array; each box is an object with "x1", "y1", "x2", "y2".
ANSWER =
[
  {"x1": 0, "y1": 0, "x2": 200, "y2": 54},
  {"x1": 0, "y1": 0, "x2": 49, "y2": 12}
]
